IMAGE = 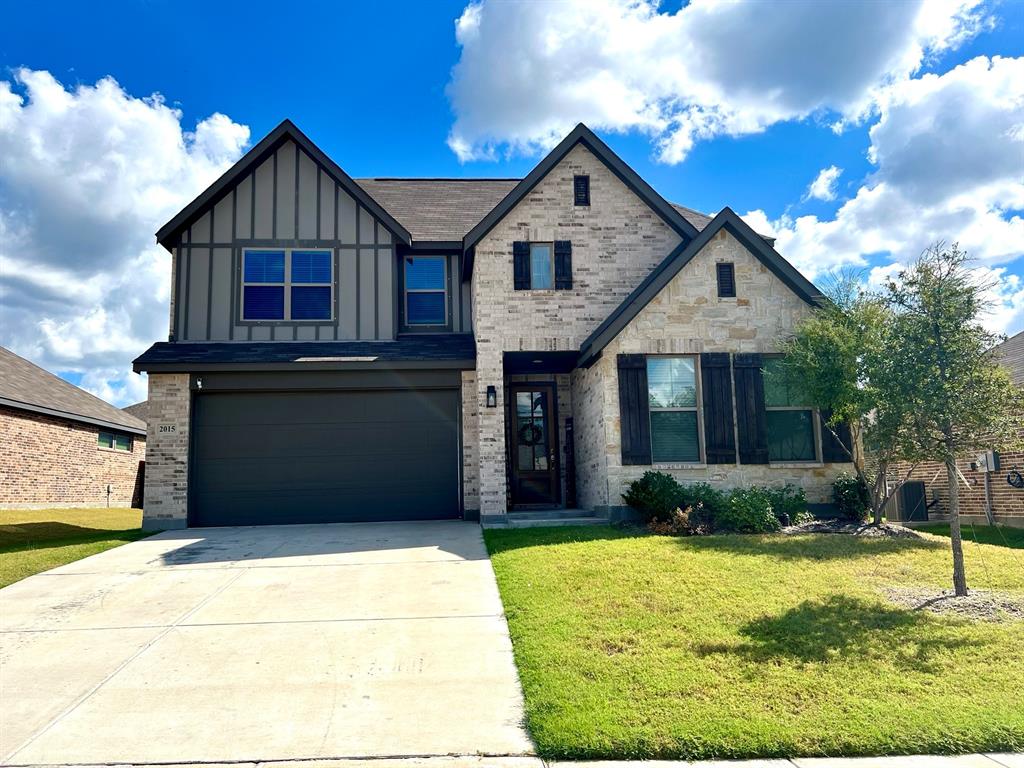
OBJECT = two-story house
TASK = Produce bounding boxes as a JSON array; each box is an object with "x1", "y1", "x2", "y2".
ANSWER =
[{"x1": 134, "y1": 120, "x2": 853, "y2": 530}]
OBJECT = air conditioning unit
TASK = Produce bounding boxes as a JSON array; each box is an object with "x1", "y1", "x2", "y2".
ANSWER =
[{"x1": 887, "y1": 480, "x2": 929, "y2": 522}]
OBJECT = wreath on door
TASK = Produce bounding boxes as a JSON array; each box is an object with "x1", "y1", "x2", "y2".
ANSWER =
[{"x1": 518, "y1": 423, "x2": 544, "y2": 446}]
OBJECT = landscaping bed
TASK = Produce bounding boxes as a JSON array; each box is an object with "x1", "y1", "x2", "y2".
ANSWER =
[
  {"x1": 484, "y1": 525, "x2": 1024, "y2": 760},
  {"x1": 0, "y1": 507, "x2": 149, "y2": 588}
]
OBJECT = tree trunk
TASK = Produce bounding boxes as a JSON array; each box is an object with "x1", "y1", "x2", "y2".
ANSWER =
[{"x1": 945, "y1": 459, "x2": 968, "y2": 596}]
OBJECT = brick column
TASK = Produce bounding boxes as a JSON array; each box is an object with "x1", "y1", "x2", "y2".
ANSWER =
[
  {"x1": 476, "y1": 344, "x2": 508, "y2": 521},
  {"x1": 142, "y1": 373, "x2": 191, "y2": 530}
]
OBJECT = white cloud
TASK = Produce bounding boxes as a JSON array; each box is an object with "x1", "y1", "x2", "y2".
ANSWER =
[
  {"x1": 744, "y1": 56, "x2": 1024, "y2": 287},
  {"x1": 446, "y1": 0, "x2": 990, "y2": 162},
  {"x1": 0, "y1": 70, "x2": 249, "y2": 406},
  {"x1": 805, "y1": 166, "x2": 844, "y2": 202}
]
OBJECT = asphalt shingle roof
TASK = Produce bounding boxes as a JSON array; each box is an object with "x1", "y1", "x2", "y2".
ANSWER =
[
  {"x1": 0, "y1": 346, "x2": 146, "y2": 434},
  {"x1": 355, "y1": 178, "x2": 715, "y2": 243},
  {"x1": 133, "y1": 336, "x2": 476, "y2": 370}
]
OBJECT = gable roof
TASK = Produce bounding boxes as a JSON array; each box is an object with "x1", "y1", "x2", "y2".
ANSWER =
[
  {"x1": 355, "y1": 178, "x2": 519, "y2": 243},
  {"x1": 462, "y1": 123, "x2": 702, "y2": 278},
  {"x1": 156, "y1": 120, "x2": 412, "y2": 249},
  {"x1": 0, "y1": 346, "x2": 146, "y2": 435},
  {"x1": 577, "y1": 207, "x2": 826, "y2": 366}
]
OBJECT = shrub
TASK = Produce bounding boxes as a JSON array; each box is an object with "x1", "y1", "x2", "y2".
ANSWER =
[
  {"x1": 622, "y1": 471, "x2": 684, "y2": 523},
  {"x1": 716, "y1": 488, "x2": 781, "y2": 533},
  {"x1": 762, "y1": 484, "x2": 812, "y2": 526},
  {"x1": 647, "y1": 507, "x2": 693, "y2": 536},
  {"x1": 833, "y1": 472, "x2": 871, "y2": 521},
  {"x1": 675, "y1": 482, "x2": 727, "y2": 530}
]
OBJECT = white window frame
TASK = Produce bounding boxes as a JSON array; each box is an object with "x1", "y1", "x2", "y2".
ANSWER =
[
  {"x1": 403, "y1": 255, "x2": 448, "y2": 327},
  {"x1": 763, "y1": 355, "x2": 820, "y2": 463},
  {"x1": 240, "y1": 248, "x2": 334, "y2": 323},
  {"x1": 647, "y1": 354, "x2": 705, "y2": 465},
  {"x1": 528, "y1": 242, "x2": 555, "y2": 290}
]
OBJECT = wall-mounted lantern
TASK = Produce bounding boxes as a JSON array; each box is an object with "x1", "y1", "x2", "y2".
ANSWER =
[{"x1": 486, "y1": 385, "x2": 497, "y2": 408}]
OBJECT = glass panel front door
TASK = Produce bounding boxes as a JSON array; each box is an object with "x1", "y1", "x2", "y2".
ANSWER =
[{"x1": 509, "y1": 385, "x2": 559, "y2": 506}]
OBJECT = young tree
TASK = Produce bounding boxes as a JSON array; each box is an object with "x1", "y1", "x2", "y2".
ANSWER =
[
  {"x1": 777, "y1": 275, "x2": 919, "y2": 525},
  {"x1": 886, "y1": 244, "x2": 1023, "y2": 595}
]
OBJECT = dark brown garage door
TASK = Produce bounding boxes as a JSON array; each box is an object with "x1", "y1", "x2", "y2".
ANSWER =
[{"x1": 190, "y1": 388, "x2": 460, "y2": 526}]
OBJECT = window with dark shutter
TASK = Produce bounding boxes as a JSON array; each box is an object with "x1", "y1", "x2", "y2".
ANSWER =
[
  {"x1": 573, "y1": 175, "x2": 590, "y2": 206},
  {"x1": 700, "y1": 353, "x2": 736, "y2": 463},
  {"x1": 513, "y1": 241, "x2": 530, "y2": 290},
  {"x1": 716, "y1": 262, "x2": 736, "y2": 298},
  {"x1": 554, "y1": 240, "x2": 572, "y2": 290},
  {"x1": 820, "y1": 410, "x2": 854, "y2": 462},
  {"x1": 734, "y1": 353, "x2": 769, "y2": 464},
  {"x1": 617, "y1": 354, "x2": 652, "y2": 465}
]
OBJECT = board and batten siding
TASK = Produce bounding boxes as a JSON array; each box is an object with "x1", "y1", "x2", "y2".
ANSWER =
[{"x1": 172, "y1": 139, "x2": 398, "y2": 342}]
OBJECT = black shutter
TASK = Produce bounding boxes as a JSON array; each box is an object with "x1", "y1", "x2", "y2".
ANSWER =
[
  {"x1": 820, "y1": 410, "x2": 853, "y2": 462},
  {"x1": 734, "y1": 353, "x2": 769, "y2": 464},
  {"x1": 716, "y1": 262, "x2": 736, "y2": 298},
  {"x1": 513, "y1": 241, "x2": 530, "y2": 290},
  {"x1": 700, "y1": 353, "x2": 736, "y2": 464},
  {"x1": 617, "y1": 354, "x2": 651, "y2": 465},
  {"x1": 554, "y1": 240, "x2": 572, "y2": 290}
]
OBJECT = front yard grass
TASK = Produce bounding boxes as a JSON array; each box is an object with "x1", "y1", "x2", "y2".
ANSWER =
[
  {"x1": 484, "y1": 526, "x2": 1024, "y2": 760},
  {"x1": 0, "y1": 507, "x2": 149, "y2": 588},
  {"x1": 916, "y1": 522, "x2": 1024, "y2": 549}
]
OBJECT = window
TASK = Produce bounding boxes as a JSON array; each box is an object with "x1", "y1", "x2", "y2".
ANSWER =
[
  {"x1": 574, "y1": 174, "x2": 590, "y2": 206},
  {"x1": 647, "y1": 357, "x2": 701, "y2": 462},
  {"x1": 763, "y1": 357, "x2": 817, "y2": 461},
  {"x1": 404, "y1": 256, "x2": 447, "y2": 326},
  {"x1": 716, "y1": 262, "x2": 736, "y2": 298},
  {"x1": 242, "y1": 249, "x2": 332, "y2": 321},
  {"x1": 98, "y1": 431, "x2": 132, "y2": 451},
  {"x1": 530, "y1": 243, "x2": 553, "y2": 290}
]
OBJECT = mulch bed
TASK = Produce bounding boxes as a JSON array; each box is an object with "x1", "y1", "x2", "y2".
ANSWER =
[
  {"x1": 884, "y1": 586, "x2": 1024, "y2": 622},
  {"x1": 781, "y1": 519, "x2": 924, "y2": 539}
]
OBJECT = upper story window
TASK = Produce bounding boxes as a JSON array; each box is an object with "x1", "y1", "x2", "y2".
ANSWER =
[
  {"x1": 647, "y1": 356, "x2": 701, "y2": 463},
  {"x1": 98, "y1": 431, "x2": 133, "y2": 451},
  {"x1": 404, "y1": 256, "x2": 447, "y2": 326},
  {"x1": 513, "y1": 241, "x2": 572, "y2": 291},
  {"x1": 573, "y1": 175, "x2": 590, "y2": 206},
  {"x1": 716, "y1": 262, "x2": 736, "y2": 298},
  {"x1": 763, "y1": 357, "x2": 817, "y2": 461},
  {"x1": 242, "y1": 249, "x2": 332, "y2": 321}
]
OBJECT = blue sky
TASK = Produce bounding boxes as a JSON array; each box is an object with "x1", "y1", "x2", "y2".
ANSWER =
[{"x1": 0, "y1": 0, "x2": 1021, "y2": 405}]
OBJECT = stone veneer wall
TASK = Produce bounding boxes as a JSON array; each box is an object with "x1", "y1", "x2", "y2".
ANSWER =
[
  {"x1": 461, "y1": 370, "x2": 480, "y2": 516},
  {"x1": 142, "y1": 373, "x2": 191, "y2": 530},
  {"x1": 0, "y1": 406, "x2": 145, "y2": 509},
  {"x1": 471, "y1": 143, "x2": 683, "y2": 517},
  {"x1": 575, "y1": 228, "x2": 853, "y2": 512}
]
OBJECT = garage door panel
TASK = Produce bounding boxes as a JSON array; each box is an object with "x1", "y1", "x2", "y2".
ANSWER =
[
  {"x1": 191, "y1": 388, "x2": 460, "y2": 526},
  {"x1": 195, "y1": 421, "x2": 455, "y2": 461}
]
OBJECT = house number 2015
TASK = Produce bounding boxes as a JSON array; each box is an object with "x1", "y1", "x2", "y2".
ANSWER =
[{"x1": 158, "y1": 424, "x2": 177, "y2": 434}]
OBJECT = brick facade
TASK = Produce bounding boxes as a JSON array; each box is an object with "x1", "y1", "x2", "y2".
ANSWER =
[
  {"x1": 572, "y1": 228, "x2": 852, "y2": 513},
  {"x1": 471, "y1": 143, "x2": 682, "y2": 518},
  {"x1": 142, "y1": 373, "x2": 191, "y2": 530},
  {"x1": 0, "y1": 406, "x2": 144, "y2": 509},
  {"x1": 896, "y1": 451, "x2": 1024, "y2": 528}
]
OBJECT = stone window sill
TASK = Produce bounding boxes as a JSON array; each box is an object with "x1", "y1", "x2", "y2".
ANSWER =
[
  {"x1": 652, "y1": 463, "x2": 707, "y2": 470},
  {"x1": 98, "y1": 447, "x2": 133, "y2": 455},
  {"x1": 769, "y1": 461, "x2": 824, "y2": 469}
]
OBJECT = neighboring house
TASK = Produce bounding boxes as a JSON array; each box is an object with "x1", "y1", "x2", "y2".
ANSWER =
[
  {"x1": 122, "y1": 400, "x2": 150, "y2": 425},
  {"x1": 896, "y1": 331, "x2": 1024, "y2": 528},
  {"x1": 0, "y1": 346, "x2": 146, "y2": 509},
  {"x1": 134, "y1": 120, "x2": 853, "y2": 530}
]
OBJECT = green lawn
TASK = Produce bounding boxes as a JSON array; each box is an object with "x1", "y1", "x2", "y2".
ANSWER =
[
  {"x1": 0, "y1": 507, "x2": 150, "y2": 588},
  {"x1": 484, "y1": 526, "x2": 1024, "y2": 760},
  {"x1": 916, "y1": 522, "x2": 1024, "y2": 549}
]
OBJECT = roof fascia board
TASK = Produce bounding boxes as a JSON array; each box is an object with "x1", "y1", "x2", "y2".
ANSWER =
[
  {"x1": 133, "y1": 360, "x2": 475, "y2": 374},
  {"x1": 461, "y1": 124, "x2": 701, "y2": 279},
  {"x1": 0, "y1": 397, "x2": 147, "y2": 436},
  {"x1": 156, "y1": 120, "x2": 412, "y2": 249},
  {"x1": 577, "y1": 208, "x2": 824, "y2": 365}
]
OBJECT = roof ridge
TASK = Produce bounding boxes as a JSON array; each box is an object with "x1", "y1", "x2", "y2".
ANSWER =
[{"x1": 356, "y1": 177, "x2": 522, "y2": 182}]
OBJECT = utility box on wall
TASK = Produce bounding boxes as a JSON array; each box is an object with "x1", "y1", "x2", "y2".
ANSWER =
[{"x1": 974, "y1": 450, "x2": 1001, "y2": 473}]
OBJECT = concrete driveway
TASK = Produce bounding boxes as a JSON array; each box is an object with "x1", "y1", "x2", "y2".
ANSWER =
[{"x1": 0, "y1": 521, "x2": 534, "y2": 765}]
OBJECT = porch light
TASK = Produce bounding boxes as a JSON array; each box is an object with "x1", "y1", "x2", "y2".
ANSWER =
[{"x1": 486, "y1": 385, "x2": 497, "y2": 408}]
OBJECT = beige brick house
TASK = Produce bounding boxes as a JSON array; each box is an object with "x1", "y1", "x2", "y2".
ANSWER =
[
  {"x1": 134, "y1": 121, "x2": 852, "y2": 530},
  {"x1": 0, "y1": 346, "x2": 146, "y2": 509}
]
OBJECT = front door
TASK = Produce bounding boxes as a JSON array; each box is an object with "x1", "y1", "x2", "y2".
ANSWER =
[{"x1": 509, "y1": 385, "x2": 560, "y2": 507}]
